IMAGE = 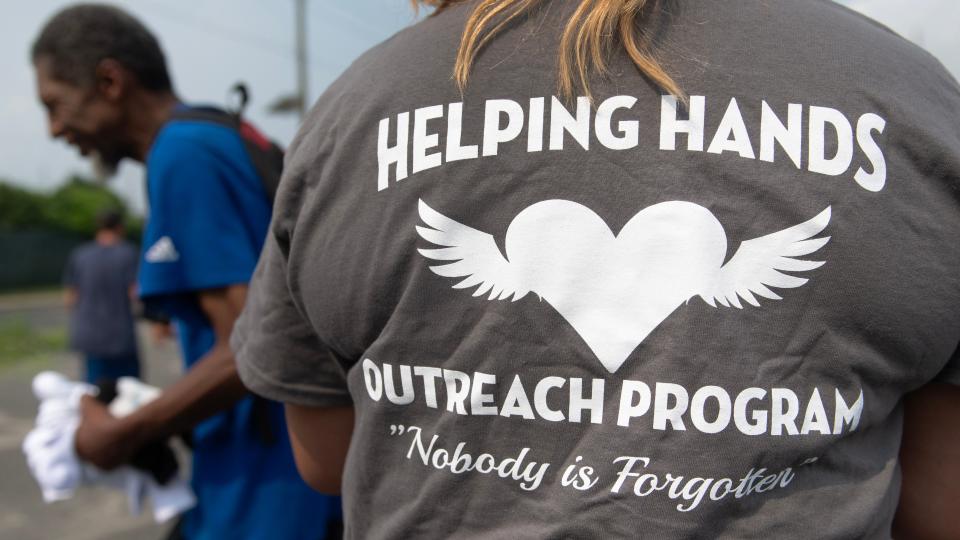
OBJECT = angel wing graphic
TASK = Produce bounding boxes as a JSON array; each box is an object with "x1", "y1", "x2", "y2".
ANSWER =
[
  {"x1": 417, "y1": 199, "x2": 532, "y2": 302},
  {"x1": 697, "y1": 208, "x2": 831, "y2": 309},
  {"x1": 416, "y1": 198, "x2": 831, "y2": 373}
]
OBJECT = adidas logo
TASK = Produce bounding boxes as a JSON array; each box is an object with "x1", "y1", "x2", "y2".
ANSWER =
[{"x1": 145, "y1": 236, "x2": 180, "y2": 263}]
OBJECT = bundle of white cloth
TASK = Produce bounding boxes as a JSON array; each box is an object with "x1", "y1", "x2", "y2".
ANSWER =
[{"x1": 21, "y1": 371, "x2": 196, "y2": 523}]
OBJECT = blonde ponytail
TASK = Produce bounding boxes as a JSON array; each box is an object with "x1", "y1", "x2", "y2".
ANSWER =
[{"x1": 413, "y1": 0, "x2": 683, "y2": 100}]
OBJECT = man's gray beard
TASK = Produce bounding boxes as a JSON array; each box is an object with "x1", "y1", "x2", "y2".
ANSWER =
[{"x1": 90, "y1": 151, "x2": 119, "y2": 180}]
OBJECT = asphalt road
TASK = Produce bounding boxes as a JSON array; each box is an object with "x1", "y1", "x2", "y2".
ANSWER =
[{"x1": 0, "y1": 292, "x2": 183, "y2": 540}]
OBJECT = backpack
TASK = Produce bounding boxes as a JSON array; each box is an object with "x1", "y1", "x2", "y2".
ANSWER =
[
  {"x1": 169, "y1": 83, "x2": 284, "y2": 201},
  {"x1": 169, "y1": 84, "x2": 282, "y2": 446}
]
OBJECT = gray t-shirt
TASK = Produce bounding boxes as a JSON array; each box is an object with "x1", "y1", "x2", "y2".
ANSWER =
[
  {"x1": 233, "y1": 1, "x2": 960, "y2": 537},
  {"x1": 64, "y1": 240, "x2": 139, "y2": 357}
]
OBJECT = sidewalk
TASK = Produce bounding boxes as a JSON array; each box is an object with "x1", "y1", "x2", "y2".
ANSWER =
[
  {"x1": 0, "y1": 292, "x2": 183, "y2": 540},
  {"x1": 0, "y1": 289, "x2": 63, "y2": 313}
]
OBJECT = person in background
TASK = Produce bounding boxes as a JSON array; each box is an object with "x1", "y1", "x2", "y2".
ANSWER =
[
  {"x1": 231, "y1": 0, "x2": 960, "y2": 538},
  {"x1": 63, "y1": 208, "x2": 140, "y2": 384},
  {"x1": 32, "y1": 4, "x2": 341, "y2": 539}
]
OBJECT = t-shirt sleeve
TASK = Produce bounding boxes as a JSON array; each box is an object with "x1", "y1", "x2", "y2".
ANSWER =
[
  {"x1": 232, "y1": 229, "x2": 352, "y2": 407},
  {"x1": 138, "y1": 136, "x2": 260, "y2": 298}
]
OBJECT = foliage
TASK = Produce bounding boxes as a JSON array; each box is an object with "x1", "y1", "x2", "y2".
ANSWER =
[
  {"x1": 42, "y1": 176, "x2": 127, "y2": 236},
  {"x1": 0, "y1": 183, "x2": 47, "y2": 230},
  {"x1": 0, "y1": 177, "x2": 143, "y2": 240}
]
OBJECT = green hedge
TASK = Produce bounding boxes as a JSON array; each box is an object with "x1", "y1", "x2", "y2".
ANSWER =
[{"x1": 0, "y1": 176, "x2": 142, "y2": 238}]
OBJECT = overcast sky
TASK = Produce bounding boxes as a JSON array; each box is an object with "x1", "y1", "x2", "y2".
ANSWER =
[
  {"x1": 0, "y1": 0, "x2": 419, "y2": 214},
  {"x1": 1, "y1": 1, "x2": 956, "y2": 215}
]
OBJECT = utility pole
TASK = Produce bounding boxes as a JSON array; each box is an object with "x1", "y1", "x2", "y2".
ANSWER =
[
  {"x1": 295, "y1": 0, "x2": 308, "y2": 118},
  {"x1": 266, "y1": 0, "x2": 310, "y2": 117}
]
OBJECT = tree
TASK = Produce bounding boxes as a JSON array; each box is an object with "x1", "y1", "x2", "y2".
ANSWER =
[
  {"x1": 0, "y1": 182, "x2": 47, "y2": 231},
  {"x1": 0, "y1": 176, "x2": 143, "y2": 239},
  {"x1": 42, "y1": 176, "x2": 127, "y2": 237}
]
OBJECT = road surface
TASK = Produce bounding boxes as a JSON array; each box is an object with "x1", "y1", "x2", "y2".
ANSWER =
[{"x1": 0, "y1": 291, "x2": 183, "y2": 540}]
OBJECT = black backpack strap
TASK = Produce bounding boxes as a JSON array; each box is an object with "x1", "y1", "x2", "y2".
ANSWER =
[
  {"x1": 168, "y1": 105, "x2": 283, "y2": 201},
  {"x1": 167, "y1": 103, "x2": 282, "y2": 447},
  {"x1": 169, "y1": 106, "x2": 239, "y2": 129},
  {"x1": 235, "y1": 121, "x2": 284, "y2": 201}
]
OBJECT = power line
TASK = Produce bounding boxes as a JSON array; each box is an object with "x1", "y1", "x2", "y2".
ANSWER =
[
  {"x1": 135, "y1": 0, "x2": 292, "y2": 60},
  {"x1": 131, "y1": 0, "x2": 409, "y2": 105},
  {"x1": 134, "y1": 0, "x2": 344, "y2": 73}
]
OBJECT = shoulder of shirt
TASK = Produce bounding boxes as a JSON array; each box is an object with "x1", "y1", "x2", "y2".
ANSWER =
[
  {"x1": 310, "y1": 5, "x2": 473, "y2": 112},
  {"x1": 288, "y1": 5, "x2": 469, "y2": 157},
  {"x1": 807, "y1": 0, "x2": 959, "y2": 88},
  {"x1": 150, "y1": 118, "x2": 245, "y2": 164},
  {"x1": 146, "y1": 117, "x2": 260, "y2": 193},
  {"x1": 346, "y1": 6, "x2": 466, "y2": 75}
]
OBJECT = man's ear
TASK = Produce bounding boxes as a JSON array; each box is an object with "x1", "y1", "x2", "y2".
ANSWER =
[{"x1": 95, "y1": 59, "x2": 131, "y2": 102}]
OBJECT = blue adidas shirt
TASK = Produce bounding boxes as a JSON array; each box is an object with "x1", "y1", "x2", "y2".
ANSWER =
[{"x1": 140, "y1": 112, "x2": 340, "y2": 540}]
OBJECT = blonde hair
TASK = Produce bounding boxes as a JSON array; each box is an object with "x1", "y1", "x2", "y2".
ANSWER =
[{"x1": 413, "y1": 0, "x2": 682, "y2": 100}]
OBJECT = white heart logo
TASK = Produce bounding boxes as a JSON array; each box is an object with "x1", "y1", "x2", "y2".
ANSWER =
[{"x1": 417, "y1": 199, "x2": 831, "y2": 373}]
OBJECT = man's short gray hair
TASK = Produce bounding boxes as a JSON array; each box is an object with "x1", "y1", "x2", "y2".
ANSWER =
[{"x1": 31, "y1": 3, "x2": 173, "y2": 92}]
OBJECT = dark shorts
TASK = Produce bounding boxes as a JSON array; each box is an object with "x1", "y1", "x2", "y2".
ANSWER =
[{"x1": 84, "y1": 352, "x2": 141, "y2": 384}]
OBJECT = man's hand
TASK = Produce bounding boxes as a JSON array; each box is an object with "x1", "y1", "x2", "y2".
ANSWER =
[
  {"x1": 150, "y1": 321, "x2": 175, "y2": 344},
  {"x1": 74, "y1": 394, "x2": 138, "y2": 470},
  {"x1": 74, "y1": 285, "x2": 250, "y2": 463}
]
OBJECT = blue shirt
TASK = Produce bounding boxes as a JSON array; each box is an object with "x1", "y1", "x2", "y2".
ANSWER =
[
  {"x1": 140, "y1": 113, "x2": 340, "y2": 540},
  {"x1": 63, "y1": 240, "x2": 139, "y2": 357}
]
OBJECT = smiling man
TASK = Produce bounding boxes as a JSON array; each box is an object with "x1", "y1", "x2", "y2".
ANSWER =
[{"x1": 32, "y1": 4, "x2": 341, "y2": 539}]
